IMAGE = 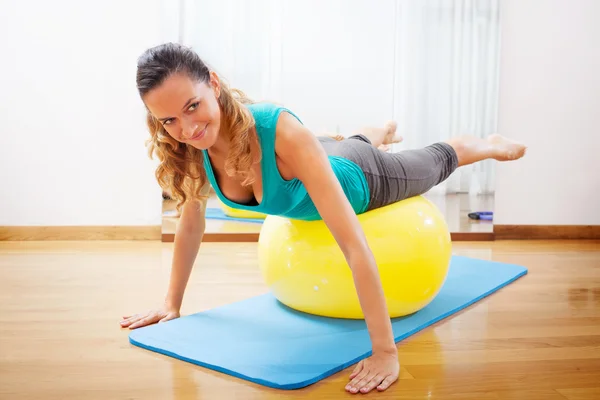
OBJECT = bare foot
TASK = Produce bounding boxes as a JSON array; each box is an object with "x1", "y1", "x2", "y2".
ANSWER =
[
  {"x1": 383, "y1": 121, "x2": 402, "y2": 145},
  {"x1": 487, "y1": 133, "x2": 527, "y2": 161}
]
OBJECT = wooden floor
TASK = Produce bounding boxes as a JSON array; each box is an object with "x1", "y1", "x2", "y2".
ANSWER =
[
  {"x1": 1, "y1": 240, "x2": 599, "y2": 399},
  {"x1": 162, "y1": 193, "x2": 495, "y2": 239}
]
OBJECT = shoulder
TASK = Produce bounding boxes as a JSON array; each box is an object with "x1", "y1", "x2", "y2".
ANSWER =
[
  {"x1": 275, "y1": 107, "x2": 314, "y2": 149},
  {"x1": 246, "y1": 102, "x2": 290, "y2": 127},
  {"x1": 246, "y1": 101, "x2": 312, "y2": 148},
  {"x1": 274, "y1": 108, "x2": 325, "y2": 181},
  {"x1": 274, "y1": 109, "x2": 332, "y2": 182}
]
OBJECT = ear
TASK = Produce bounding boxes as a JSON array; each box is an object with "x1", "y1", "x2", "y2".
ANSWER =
[{"x1": 209, "y1": 71, "x2": 221, "y2": 98}]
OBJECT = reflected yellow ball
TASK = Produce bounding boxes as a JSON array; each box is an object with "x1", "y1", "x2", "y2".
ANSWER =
[
  {"x1": 219, "y1": 201, "x2": 266, "y2": 220},
  {"x1": 258, "y1": 195, "x2": 452, "y2": 319}
]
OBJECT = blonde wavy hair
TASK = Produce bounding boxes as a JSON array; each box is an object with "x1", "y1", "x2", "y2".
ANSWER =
[{"x1": 136, "y1": 43, "x2": 261, "y2": 212}]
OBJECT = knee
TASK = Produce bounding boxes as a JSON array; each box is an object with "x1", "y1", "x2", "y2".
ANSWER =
[
  {"x1": 443, "y1": 139, "x2": 462, "y2": 157},
  {"x1": 436, "y1": 142, "x2": 460, "y2": 172}
]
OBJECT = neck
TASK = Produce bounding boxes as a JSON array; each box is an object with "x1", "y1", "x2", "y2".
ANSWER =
[{"x1": 208, "y1": 122, "x2": 231, "y2": 157}]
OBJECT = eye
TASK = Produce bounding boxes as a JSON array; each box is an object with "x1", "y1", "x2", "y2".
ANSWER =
[
  {"x1": 162, "y1": 118, "x2": 174, "y2": 126},
  {"x1": 188, "y1": 101, "x2": 200, "y2": 112}
]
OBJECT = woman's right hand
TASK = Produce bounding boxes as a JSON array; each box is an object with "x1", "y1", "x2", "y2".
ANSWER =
[{"x1": 120, "y1": 306, "x2": 180, "y2": 329}]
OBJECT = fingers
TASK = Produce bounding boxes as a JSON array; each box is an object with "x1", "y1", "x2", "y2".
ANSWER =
[
  {"x1": 348, "y1": 360, "x2": 363, "y2": 379},
  {"x1": 120, "y1": 312, "x2": 157, "y2": 329},
  {"x1": 120, "y1": 314, "x2": 141, "y2": 327},
  {"x1": 377, "y1": 374, "x2": 398, "y2": 391},
  {"x1": 120, "y1": 309, "x2": 178, "y2": 328},
  {"x1": 349, "y1": 371, "x2": 379, "y2": 394},
  {"x1": 346, "y1": 368, "x2": 370, "y2": 394},
  {"x1": 346, "y1": 357, "x2": 399, "y2": 394},
  {"x1": 359, "y1": 373, "x2": 386, "y2": 394},
  {"x1": 128, "y1": 315, "x2": 156, "y2": 329},
  {"x1": 349, "y1": 371, "x2": 395, "y2": 394}
]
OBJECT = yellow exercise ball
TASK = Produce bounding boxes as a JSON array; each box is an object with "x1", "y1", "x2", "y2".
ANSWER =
[
  {"x1": 258, "y1": 195, "x2": 452, "y2": 319},
  {"x1": 219, "y1": 200, "x2": 266, "y2": 220}
]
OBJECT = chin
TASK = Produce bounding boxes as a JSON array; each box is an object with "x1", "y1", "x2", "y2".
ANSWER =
[{"x1": 189, "y1": 126, "x2": 218, "y2": 150}]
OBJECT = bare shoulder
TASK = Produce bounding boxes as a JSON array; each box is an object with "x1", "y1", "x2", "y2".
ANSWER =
[
  {"x1": 274, "y1": 110, "x2": 318, "y2": 158},
  {"x1": 274, "y1": 109, "x2": 327, "y2": 181}
]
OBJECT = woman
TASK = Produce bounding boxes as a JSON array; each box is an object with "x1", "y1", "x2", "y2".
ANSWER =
[{"x1": 121, "y1": 43, "x2": 526, "y2": 394}]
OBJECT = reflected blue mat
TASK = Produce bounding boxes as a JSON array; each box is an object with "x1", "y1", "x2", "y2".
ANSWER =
[
  {"x1": 129, "y1": 256, "x2": 527, "y2": 389},
  {"x1": 204, "y1": 207, "x2": 264, "y2": 224}
]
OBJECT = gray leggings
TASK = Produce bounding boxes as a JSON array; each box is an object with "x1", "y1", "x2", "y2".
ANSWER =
[{"x1": 318, "y1": 135, "x2": 459, "y2": 211}]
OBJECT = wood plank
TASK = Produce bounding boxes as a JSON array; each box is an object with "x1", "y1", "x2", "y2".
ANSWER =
[{"x1": 557, "y1": 387, "x2": 600, "y2": 400}]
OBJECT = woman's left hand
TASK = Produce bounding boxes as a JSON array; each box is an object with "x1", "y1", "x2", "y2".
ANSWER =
[{"x1": 345, "y1": 349, "x2": 399, "y2": 394}]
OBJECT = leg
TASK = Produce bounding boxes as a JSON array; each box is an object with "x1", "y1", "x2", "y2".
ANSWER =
[
  {"x1": 353, "y1": 121, "x2": 402, "y2": 149},
  {"x1": 445, "y1": 134, "x2": 527, "y2": 167},
  {"x1": 319, "y1": 136, "x2": 459, "y2": 211},
  {"x1": 325, "y1": 121, "x2": 402, "y2": 151},
  {"x1": 328, "y1": 134, "x2": 345, "y2": 141},
  {"x1": 362, "y1": 133, "x2": 526, "y2": 209},
  {"x1": 321, "y1": 131, "x2": 526, "y2": 212}
]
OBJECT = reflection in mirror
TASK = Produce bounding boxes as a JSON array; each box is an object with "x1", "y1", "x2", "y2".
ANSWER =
[
  {"x1": 162, "y1": 186, "x2": 494, "y2": 243},
  {"x1": 162, "y1": 186, "x2": 262, "y2": 242}
]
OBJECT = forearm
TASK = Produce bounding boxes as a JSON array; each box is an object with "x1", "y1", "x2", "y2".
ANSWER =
[
  {"x1": 348, "y1": 247, "x2": 396, "y2": 353},
  {"x1": 165, "y1": 219, "x2": 205, "y2": 310}
]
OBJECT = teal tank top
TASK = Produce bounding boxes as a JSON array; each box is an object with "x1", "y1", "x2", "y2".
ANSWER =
[{"x1": 202, "y1": 102, "x2": 370, "y2": 221}]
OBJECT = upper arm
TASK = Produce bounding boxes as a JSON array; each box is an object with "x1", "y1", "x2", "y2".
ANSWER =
[{"x1": 275, "y1": 112, "x2": 369, "y2": 256}]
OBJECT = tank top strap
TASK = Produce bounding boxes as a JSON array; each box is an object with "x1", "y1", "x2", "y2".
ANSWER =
[{"x1": 247, "y1": 103, "x2": 303, "y2": 202}]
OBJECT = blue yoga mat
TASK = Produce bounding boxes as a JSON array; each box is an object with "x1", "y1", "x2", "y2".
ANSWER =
[
  {"x1": 129, "y1": 256, "x2": 527, "y2": 389},
  {"x1": 204, "y1": 207, "x2": 264, "y2": 224}
]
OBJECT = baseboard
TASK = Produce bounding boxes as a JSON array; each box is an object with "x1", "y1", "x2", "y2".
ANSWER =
[
  {"x1": 0, "y1": 226, "x2": 161, "y2": 241},
  {"x1": 162, "y1": 232, "x2": 260, "y2": 242},
  {"x1": 451, "y1": 232, "x2": 495, "y2": 241},
  {"x1": 494, "y1": 225, "x2": 600, "y2": 240}
]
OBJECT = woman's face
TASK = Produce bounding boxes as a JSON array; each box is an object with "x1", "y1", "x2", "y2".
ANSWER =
[{"x1": 143, "y1": 72, "x2": 222, "y2": 150}]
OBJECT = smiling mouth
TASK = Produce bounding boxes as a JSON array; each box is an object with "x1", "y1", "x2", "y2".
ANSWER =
[{"x1": 189, "y1": 125, "x2": 207, "y2": 141}]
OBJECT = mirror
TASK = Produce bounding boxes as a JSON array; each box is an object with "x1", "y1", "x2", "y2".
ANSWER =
[
  {"x1": 162, "y1": 187, "x2": 262, "y2": 242},
  {"x1": 161, "y1": 0, "x2": 499, "y2": 243},
  {"x1": 162, "y1": 186, "x2": 494, "y2": 242}
]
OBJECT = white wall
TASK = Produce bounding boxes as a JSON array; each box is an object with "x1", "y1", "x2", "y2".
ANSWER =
[
  {"x1": 181, "y1": 0, "x2": 396, "y2": 135},
  {"x1": 0, "y1": 0, "x2": 177, "y2": 226},
  {"x1": 279, "y1": 0, "x2": 396, "y2": 134},
  {"x1": 495, "y1": 0, "x2": 600, "y2": 225}
]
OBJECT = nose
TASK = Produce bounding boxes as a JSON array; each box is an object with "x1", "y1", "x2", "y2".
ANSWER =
[{"x1": 181, "y1": 119, "x2": 198, "y2": 140}]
